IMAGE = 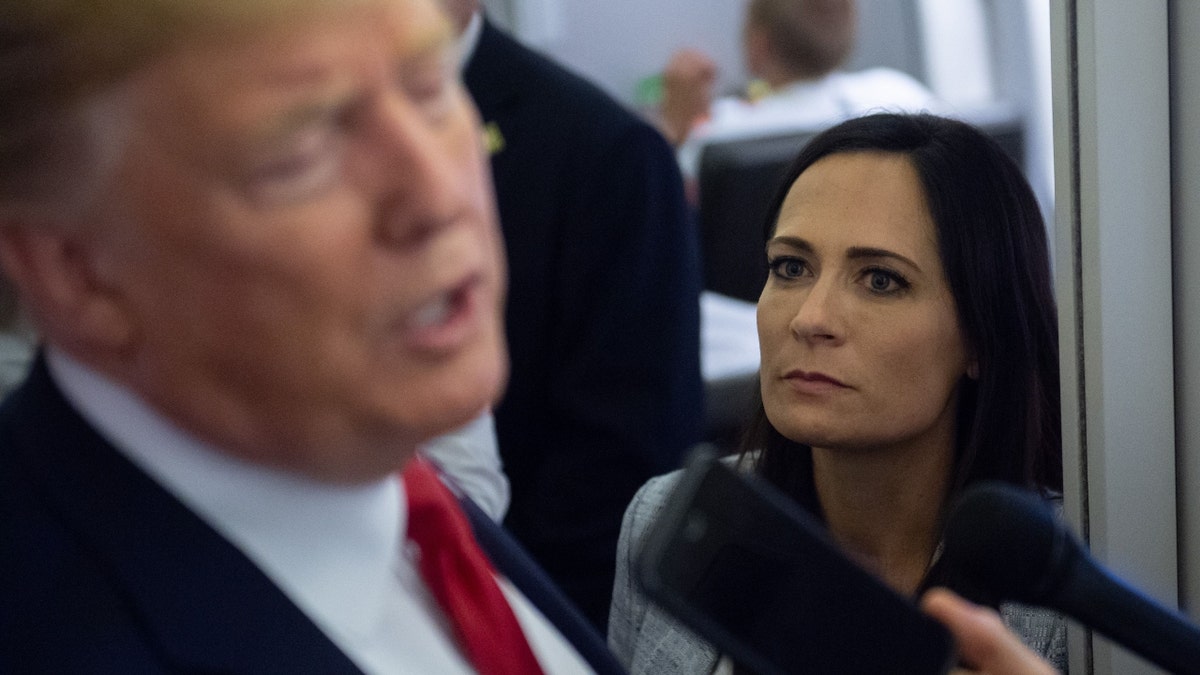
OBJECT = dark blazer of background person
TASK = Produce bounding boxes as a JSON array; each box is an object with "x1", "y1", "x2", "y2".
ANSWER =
[
  {"x1": 463, "y1": 19, "x2": 705, "y2": 631},
  {"x1": 0, "y1": 358, "x2": 625, "y2": 674}
]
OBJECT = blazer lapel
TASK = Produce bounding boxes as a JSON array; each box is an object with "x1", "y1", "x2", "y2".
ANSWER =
[
  {"x1": 634, "y1": 605, "x2": 721, "y2": 675},
  {"x1": 6, "y1": 358, "x2": 363, "y2": 674}
]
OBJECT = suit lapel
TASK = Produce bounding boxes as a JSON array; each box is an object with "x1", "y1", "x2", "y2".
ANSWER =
[
  {"x1": 463, "y1": 19, "x2": 520, "y2": 117},
  {"x1": 9, "y1": 356, "x2": 627, "y2": 673},
  {"x1": 6, "y1": 358, "x2": 363, "y2": 674},
  {"x1": 461, "y1": 497, "x2": 628, "y2": 675},
  {"x1": 463, "y1": 19, "x2": 521, "y2": 165}
]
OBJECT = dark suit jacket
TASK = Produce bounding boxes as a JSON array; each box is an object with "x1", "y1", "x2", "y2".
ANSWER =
[
  {"x1": 0, "y1": 357, "x2": 625, "y2": 674},
  {"x1": 464, "y1": 20, "x2": 704, "y2": 631}
]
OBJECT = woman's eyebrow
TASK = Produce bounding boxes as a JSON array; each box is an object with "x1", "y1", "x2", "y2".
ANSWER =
[
  {"x1": 767, "y1": 236, "x2": 925, "y2": 275},
  {"x1": 845, "y1": 246, "x2": 923, "y2": 273},
  {"x1": 765, "y1": 235, "x2": 814, "y2": 254}
]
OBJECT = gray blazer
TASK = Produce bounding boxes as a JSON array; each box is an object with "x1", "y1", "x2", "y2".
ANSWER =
[{"x1": 608, "y1": 469, "x2": 1069, "y2": 674}]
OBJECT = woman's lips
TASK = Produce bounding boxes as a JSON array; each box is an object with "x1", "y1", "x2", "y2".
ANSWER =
[{"x1": 782, "y1": 369, "x2": 849, "y2": 394}]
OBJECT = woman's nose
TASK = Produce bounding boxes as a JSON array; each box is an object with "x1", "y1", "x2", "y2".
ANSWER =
[{"x1": 789, "y1": 278, "x2": 844, "y2": 344}]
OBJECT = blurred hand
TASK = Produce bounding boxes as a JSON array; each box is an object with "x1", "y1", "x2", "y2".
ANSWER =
[
  {"x1": 921, "y1": 588, "x2": 1059, "y2": 675},
  {"x1": 660, "y1": 48, "x2": 717, "y2": 146}
]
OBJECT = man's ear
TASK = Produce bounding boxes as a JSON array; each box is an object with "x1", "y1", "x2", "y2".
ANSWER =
[{"x1": 0, "y1": 214, "x2": 134, "y2": 355}]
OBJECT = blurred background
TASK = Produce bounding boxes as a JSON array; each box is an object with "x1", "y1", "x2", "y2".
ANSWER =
[{"x1": 480, "y1": 0, "x2": 1054, "y2": 217}]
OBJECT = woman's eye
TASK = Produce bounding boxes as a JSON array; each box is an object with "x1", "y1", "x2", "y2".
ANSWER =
[
  {"x1": 769, "y1": 257, "x2": 810, "y2": 279},
  {"x1": 864, "y1": 268, "x2": 909, "y2": 294}
]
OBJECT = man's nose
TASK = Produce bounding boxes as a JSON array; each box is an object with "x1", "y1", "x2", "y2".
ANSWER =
[{"x1": 365, "y1": 93, "x2": 477, "y2": 247}]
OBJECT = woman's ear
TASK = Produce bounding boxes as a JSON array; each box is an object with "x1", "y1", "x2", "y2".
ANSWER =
[{"x1": 0, "y1": 212, "x2": 134, "y2": 356}]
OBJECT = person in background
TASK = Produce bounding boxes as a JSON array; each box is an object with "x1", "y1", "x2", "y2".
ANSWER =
[
  {"x1": 0, "y1": 278, "x2": 33, "y2": 395},
  {"x1": 0, "y1": 0, "x2": 623, "y2": 671},
  {"x1": 609, "y1": 113, "x2": 1066, "y2": 673},
  {"x1": 659, "y1": 0, "x2": 939, "y2": 182},
  {"x1": 438, "y1": 0, "x2": 705, "y2": 632},
  {"x1": 665, "y1": 0, "x2": 941, "y2": 409}
]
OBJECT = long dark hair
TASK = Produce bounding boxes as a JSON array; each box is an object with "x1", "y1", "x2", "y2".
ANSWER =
[{"x1": 739, "y1": 112, "x2": 1061, "y2": 522}]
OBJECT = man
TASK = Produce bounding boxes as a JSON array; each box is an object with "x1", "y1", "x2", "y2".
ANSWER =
[
  {"x1": 440, "y1": 1, "x2": 705, "y2": 631},
  {"x1": 659, "y1": 0, "x2": 938, "y2": 180},
  {"x1": 0, "y1": 0, "x2": 621, "y2": 671}
]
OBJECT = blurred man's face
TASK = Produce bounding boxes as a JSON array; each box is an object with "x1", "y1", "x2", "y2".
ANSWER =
[
  {"x1": 435, "y1": 0, "x2": 479, "y2": 32},
  {"x1": 74, "y1": 0, "x2": 507, "y2": 482}
]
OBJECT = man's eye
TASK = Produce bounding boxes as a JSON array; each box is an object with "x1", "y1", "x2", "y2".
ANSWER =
[
  {"x1": 246, "y1": 129, "x2": 341, "y2": 204},
  {"x1": 404, "y1": 57, "x2": 458, "y2": 120},
  {"x1": 410, "y1": 71, "x2": 449, "y2": 101}
]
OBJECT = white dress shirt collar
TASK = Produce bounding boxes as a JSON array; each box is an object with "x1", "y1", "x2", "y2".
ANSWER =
[
  {"x1": 45, "y1": 348, "x2": 594, "y2": 674},
  {"x1": 44, "y1": 348, "x2": 439, "y2": 670},
  {"x1": 456, "y1": 11, "x2": 484, "y2": 69}
]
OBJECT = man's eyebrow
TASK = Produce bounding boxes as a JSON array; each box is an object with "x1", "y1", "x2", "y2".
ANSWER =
[
  {"x1": 235, "y1": 94, "x2": 350, "y2": 154},
  {"x1": 246, "y1": 22, "x2": 457, "y2": 143},
  {"x1": 402, "y1": 22, "x2": 456, "y2": 60}
]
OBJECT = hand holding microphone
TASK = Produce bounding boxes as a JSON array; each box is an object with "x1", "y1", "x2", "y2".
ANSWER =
[
  {"x1": 921, "y1": 588, "x2": 1059, "y2": 675},
  {"x1": 941, "y1": 482, "x2": 1200, "y2": 675}
]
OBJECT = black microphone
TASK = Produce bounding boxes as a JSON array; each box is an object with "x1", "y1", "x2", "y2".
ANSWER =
[{"x1": 941, "y1": 481, "x2": 1200, "y2": 675}]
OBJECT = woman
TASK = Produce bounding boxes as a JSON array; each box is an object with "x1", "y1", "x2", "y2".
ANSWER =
[{"x1": 609, "y1": 113, "x2": 1065, "y2": 673}]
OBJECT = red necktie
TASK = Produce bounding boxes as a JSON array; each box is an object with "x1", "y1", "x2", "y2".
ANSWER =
[{"x1": 402, "y1": 458, "x2": 546, "y2": 675}]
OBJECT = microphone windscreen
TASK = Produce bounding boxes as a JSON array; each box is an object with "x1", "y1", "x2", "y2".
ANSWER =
[{"x1": 941, "y1": 481, "x2": 1070, "y2": 605}]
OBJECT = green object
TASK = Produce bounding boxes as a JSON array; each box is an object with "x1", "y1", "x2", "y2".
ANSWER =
[
  {"x1": 635, "y1": 73, "x2": 664, "y2": 107},
  {"x1": 745, "y1": 78, "x2": 772, "y2": 102}
]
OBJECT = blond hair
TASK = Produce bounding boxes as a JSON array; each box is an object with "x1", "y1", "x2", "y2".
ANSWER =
[{"x1": 0, "y1": 0, "x2": 358, "y2": 200}]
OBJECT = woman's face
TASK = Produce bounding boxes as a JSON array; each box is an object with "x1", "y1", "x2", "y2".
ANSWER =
[{"x1": 757, "y1": 151, "x2": 972, "y2": 455}]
